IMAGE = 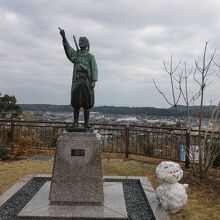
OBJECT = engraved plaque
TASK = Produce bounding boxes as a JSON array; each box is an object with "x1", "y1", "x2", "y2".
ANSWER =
[{"x1": 71, "y1": 149, "x2": 85, "y2": 156}]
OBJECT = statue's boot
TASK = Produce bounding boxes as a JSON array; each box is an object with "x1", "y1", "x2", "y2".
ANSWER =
[
  {"x1": 73, "y1": 108, "x2": 80, "y2": 127},
  {"x1": 84, "y1": 109, "x2": 91, "y2": 128}
]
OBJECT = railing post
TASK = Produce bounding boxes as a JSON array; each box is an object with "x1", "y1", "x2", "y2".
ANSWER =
[
  {"x1": 9, "y1": 119, "x2": 15, "y2": 153},
  {"x1": 125, "y1": 124, "x2": 129, "y2": 159},
  {"x1": 185, "y1": 128, "x2": 190, "y2": 169}
]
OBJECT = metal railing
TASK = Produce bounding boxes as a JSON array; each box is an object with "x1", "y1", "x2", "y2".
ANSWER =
[{"x1": 0, "y1": 119, "x2": 219, "y2": 168}]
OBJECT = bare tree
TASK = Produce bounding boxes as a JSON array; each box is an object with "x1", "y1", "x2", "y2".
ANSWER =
[
  {"x1": 153, "y1": 55, "x2": 182, "y2": 129},
  {"x1": 153, "y1": 42, "x2": 220, "y2": 180},
  {"x1": 193, "y1": 42, "x2": 216, "y2": 179},
  {"x1": 203, "y1": 102, "x2": 220, "y2": 177},
  {"x1": 179, "y1": 62, "x2": 201, "y2": 126}
]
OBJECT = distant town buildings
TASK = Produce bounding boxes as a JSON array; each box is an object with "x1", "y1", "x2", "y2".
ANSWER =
[{"x1": 20, "y1": 110, "x2": 212, "y2": 128}]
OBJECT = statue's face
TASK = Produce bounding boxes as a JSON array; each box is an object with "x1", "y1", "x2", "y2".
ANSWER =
[{"x1": 79, "y1": 37, "x2": 87, "y2": 49}]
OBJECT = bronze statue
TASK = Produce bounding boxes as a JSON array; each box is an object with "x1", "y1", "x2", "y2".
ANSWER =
[{"x1": 59, "y1": 28, "x2": 98, "y2": 128}]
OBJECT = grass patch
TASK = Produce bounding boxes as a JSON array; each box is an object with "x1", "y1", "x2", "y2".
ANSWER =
[
  {"x1": 0, "y1": 159, "x2": 53, "y2": 195},
  {"x1": 0, "y1": 158, "x2": 220, "y2": 219}
]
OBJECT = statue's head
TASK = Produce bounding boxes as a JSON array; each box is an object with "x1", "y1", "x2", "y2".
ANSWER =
[{"x1": 79, "y1": 36, "x2": 90, "y2": 51}]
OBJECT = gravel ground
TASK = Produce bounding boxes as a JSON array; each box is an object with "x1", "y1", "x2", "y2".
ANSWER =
[
  {"x1": 0, "y1": 177, "x2": 51, "y2": 220},
  {"x1": 106, "y1": 179, "x2": 155, "y2": 220},
  {"x1": 0, "y1": 178, "x2": 155, "y2": 220}
]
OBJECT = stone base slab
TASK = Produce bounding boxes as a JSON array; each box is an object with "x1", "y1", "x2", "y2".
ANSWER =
[{"x1": 17, "y1": 181, "x2": 127, "y2": 219}]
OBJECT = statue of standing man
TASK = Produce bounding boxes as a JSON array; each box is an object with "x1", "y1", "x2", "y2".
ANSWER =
[{"x1": 59, "y1": 28, "x2": 98, "y2": 128}]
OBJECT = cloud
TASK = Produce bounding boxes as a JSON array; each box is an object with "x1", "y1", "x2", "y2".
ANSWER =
[{"x1": 0, "y1": 0, "x2": 219, "y2": 107}]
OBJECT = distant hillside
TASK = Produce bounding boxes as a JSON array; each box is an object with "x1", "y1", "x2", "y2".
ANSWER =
[
  {"x1": 92, "y1": 106, "x2": 173, "y2": 116},
  {"x1": 169, "y1": 105, "x2": 216, "y2": 118},
  {"x1": 20, "y1": 104, "x2": 72, "y2": 112},
  {"x1": 19, "y1": 104, "x2": 216, "y2": 118},
  {"x1": 19, "y1": 104, "x2": 171, "y2": 116}
]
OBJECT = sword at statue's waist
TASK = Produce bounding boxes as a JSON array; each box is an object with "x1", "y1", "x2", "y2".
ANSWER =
[{"x1": 76, "y1": 72, "x2": 89, "y2": 78}]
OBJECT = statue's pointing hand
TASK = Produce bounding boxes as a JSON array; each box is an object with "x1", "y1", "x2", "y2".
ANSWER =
[{"x1": 58, "y1": 27, "x2": 65, "y2": 39}]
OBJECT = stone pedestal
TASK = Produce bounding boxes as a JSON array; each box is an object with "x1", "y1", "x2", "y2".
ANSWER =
[
  {"x1": 17, "y1": 132, "x2": 128, "y2": 219},
  {"x1": 49, "y1": 132, "x2": 104, "y2": 205}
]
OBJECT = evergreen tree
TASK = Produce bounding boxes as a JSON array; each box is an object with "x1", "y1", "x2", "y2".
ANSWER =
[{"x1": 0, "y1": 93, "x2": 21, "y2": 118}]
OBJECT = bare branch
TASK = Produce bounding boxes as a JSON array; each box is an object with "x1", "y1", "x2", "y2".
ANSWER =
[
  {"x1": 184, "y1": 64, "x2": 193, "y2": 79},
  {"x1": 213, "y1": 60, "x2": 220, "y2": 77},
  {"x1": 173, "y1": 73, "x2": 180, "y2": 82},
  {"x1": 180, "y1": 87, "x2": 187, "y2": 103},
  {"x1": 195, "y1": 61, "x2": 204, "y2": 73},
  {"x1": 153, "y1": 80, "x2": 173, "y2": 106},
  {"x1": 163, "y1": 60, "x2": 170, "y2": 74},
  {"x1": 205, "y1": 70, "x2": 215, "y2": 77},
  {"x1": 172, "y1": 59, "x2": 181, "y2": 73},
  {"x1": 204, "y1": 51, "x2": 216, "y2": 73},
  {"x1": 205, "y1": 80, "x2": 213, "y2": 88},
  {"x1": 193, "y1": 67, "x2": 202, "y2": 86},
  {"x1": 170, "y1": 54, "x2": 172, "y2": 73},
  {"x1": 189, "y1": 91, "x2": 201, "y2": 104},
  {"x1": 163, "y1": 56, "x2": 181, "y2": 76},
  {"x1": 176, "y1": 88, "x2": 182, "y2": 104},
  {"x1": 213, "y1": 59, "x2": 220, "y2": 68}
]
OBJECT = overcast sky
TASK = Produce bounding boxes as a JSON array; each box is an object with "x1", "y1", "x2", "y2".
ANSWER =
[{"x1": 0, "y1": 0, "x2": 220, "y2": 108}]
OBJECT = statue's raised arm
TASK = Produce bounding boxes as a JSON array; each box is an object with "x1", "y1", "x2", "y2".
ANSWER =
[
  {"x1": 58, "y1": 27, "x2": 76, "y2": 63},
  {"x1": 58, "y1": 27, "x2": 66, "y2": 42}
]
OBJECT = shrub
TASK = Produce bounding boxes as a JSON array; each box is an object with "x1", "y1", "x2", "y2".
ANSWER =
[
  {"x1": 213, "y1": 143, "x2": 220, "y2": 168},
  {"x1": 11, "y1": 136, "x2": 31, "y2": 159},
  {"x1": 11, "y1": 136, "x2": 43, "y2": 159},
  {"x1": 0, "y1": 147, "x2": 9, "y2": 160}
]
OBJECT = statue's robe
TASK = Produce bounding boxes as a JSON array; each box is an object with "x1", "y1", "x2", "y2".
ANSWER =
[{"x1": 62, "y1": 39, "x2": 98, "y2": 109}]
